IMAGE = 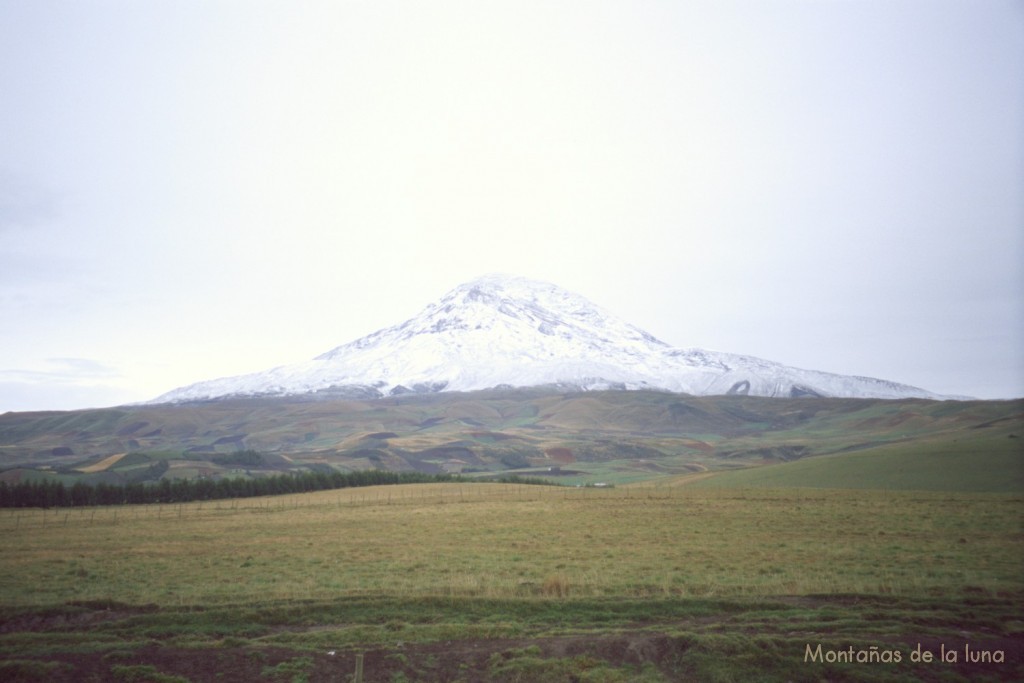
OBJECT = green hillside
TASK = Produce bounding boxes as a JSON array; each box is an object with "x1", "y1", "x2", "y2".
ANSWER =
[
  {"x1": 1, "y1": 391, "x2": 1021, "y2": 490},
  {"x1": 688, "y1": 427, "x2": 1023, "y2": 492}
]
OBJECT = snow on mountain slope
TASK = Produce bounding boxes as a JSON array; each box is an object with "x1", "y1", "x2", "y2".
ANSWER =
[{"x1": 151, "y1": 274, "x2": 945, "y2": 403}]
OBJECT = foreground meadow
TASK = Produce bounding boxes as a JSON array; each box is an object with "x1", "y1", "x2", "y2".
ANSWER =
[{"x1": 1, "y1": 482, "x2": 1021, "y2": 681}]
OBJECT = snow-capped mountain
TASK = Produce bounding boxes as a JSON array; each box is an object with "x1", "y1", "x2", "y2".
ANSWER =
[{"x1": 151, "y1": 274, "x2": 944, "y2": 403}]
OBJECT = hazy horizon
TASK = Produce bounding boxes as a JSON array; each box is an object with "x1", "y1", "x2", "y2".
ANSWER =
[{"x1": 2, "y1": 1, "x2": 1022, "y2": 411}]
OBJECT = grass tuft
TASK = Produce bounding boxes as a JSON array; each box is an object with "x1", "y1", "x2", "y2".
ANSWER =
[{"x1": 541, "y1": 574, "x2": 571, "y2": 598}]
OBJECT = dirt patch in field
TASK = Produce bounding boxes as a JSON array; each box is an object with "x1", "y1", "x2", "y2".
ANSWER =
[
  {"x1": 6, "y1": 632, "x2": 693, "y2": 683},
  {"x1": 5, "y1": 598, "x2": 1024, "y2": 683},
  {"x1": 18, "y1": 630, "x2": 1024, "y2": 682},
  {"x1": 0, "y1": 601, "x2": 158, "y2": 635},
  {"x1": 545, "y1": 447, "x2": 575, "y2": 463}
]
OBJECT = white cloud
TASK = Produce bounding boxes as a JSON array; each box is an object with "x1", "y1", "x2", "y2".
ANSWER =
[{"x1": 0, "y1": 358, "x2": 131, "y2": 412}]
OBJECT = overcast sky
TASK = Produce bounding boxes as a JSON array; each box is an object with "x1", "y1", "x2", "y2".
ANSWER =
[{"x1": 2, "y1": 0, "x2": 1022, "y2": 412}]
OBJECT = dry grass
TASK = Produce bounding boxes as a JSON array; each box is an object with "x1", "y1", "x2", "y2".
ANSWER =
[
  {"x1": 0, "y1": 483, "x2": 1020, "y2": 610},
  {"x1": 74, "y1": 452, "x2": 127, "y2": 473}
]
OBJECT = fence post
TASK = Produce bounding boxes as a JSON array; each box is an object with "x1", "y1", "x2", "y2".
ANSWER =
[{"x1": 354, "y1": 652, "x2": 364, "y2": 683}]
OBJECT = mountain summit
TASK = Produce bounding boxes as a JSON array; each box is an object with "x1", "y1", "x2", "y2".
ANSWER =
[{"x1": 152, "y1": 274, "x2": 942, "y2": 403}]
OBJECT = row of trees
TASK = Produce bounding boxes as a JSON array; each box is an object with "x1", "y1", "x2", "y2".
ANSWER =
[{"x1": 0, "y1": 469, "x2": 462, "y2": 508}]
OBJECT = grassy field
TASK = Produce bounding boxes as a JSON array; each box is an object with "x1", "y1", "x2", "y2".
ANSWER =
[
  {"x1": 1, "y1": 482, "x2": 1021, "y2": 681},
  {"x1": 686, "y1": 429, "x2": 1024, "y2": 492}
]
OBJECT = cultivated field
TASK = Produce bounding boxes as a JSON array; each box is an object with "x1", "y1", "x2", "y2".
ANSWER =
[{"x1": 1, "y1": 481, "x2": 1021, "y2": 681}]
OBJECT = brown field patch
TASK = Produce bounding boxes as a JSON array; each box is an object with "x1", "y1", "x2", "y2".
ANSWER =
[
  {"x1": 545, "y1": 446, "x2": 575, "y2": 463},
  {"x1": 75, "y1": 452, "x2": 127, "y2": 473}
]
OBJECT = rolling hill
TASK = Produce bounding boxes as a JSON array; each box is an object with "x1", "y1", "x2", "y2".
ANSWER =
[{"x1": 1, "y1": 391, "x2": 1020, "y2": 491}]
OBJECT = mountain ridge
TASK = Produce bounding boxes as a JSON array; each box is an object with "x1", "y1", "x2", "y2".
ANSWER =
[{"x1": 152, "y1": 274, "x2": 948, "y2": 403}]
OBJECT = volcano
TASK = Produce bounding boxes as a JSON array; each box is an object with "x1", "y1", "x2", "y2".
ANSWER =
[{"x1": 151, "y1": 274, "x2": 943, "y2": 403}]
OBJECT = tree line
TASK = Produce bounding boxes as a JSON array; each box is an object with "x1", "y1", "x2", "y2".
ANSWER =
[{"x1": 0, "y1": 469, "x2": 464, "y2": 508}]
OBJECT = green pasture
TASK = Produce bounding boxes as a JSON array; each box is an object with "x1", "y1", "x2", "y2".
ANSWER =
[
  {"x1": 688, "y1": 430, "x2": 1023, "y2": 492},
  {"x1": 0, "y1": 481, "x2": 1021, "y2": 681}
]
